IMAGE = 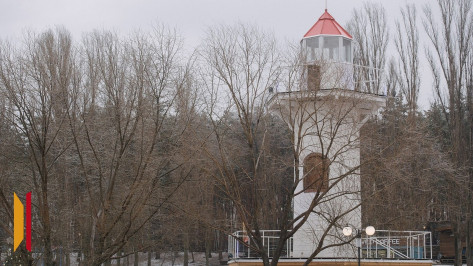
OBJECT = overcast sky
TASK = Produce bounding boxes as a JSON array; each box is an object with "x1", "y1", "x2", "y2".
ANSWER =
[{"x1": 0, "y1": 0, "x2": 434, "y2": 108}]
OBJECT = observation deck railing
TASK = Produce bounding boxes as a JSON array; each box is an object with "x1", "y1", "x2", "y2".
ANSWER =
[
  {"x1": 228, "y1": 230, "x2": 293, "y2": 259},
  {"x1": 228, "y1": 229, "x2": 432, "y2": 260}
]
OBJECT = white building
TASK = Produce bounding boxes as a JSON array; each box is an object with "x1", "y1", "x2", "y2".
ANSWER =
[
  {"x1": 229, "y1": 10, "x2": 434, "y2": 264},
  {"x1": 272, "y1": 9, "x2": 385, "y2": 258}
]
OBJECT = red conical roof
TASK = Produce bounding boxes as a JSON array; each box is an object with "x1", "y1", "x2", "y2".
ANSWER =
[{"x1": 303, "y1": 9, "x2": 352, "y2": 39}]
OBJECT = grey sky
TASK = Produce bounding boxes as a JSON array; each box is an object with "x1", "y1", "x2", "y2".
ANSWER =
[{"x1": 0, "y1": 0, "x2": 433, "y2": 108}]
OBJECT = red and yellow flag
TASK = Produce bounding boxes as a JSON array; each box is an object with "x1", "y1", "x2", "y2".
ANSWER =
[{"x1": 13, "y1": 192, "x2": 32, "y2": 252}]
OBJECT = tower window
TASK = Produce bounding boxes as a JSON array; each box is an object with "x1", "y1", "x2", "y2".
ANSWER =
[
  {"x1": 322, "y1": 36, "x2": 339, "y2": 60},
  {"x1": 303, "y1": 153, "x2": 330, "y2": 193},
  {"x1": 343, "y1": 38, "x2": 352, "y2": 62},
  {"x1": 305, "y1": 36, "x2": 320, "y2": 61}
]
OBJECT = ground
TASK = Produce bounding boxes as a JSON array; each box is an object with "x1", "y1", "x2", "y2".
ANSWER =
[
  {"x1": 72, "y1": 252, "x2": 225, "y2": 266},
  {"x1": 1, "y1": 251, "x2": 227, "y2": 265}
]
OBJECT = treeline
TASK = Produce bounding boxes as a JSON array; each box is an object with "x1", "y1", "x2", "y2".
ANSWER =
[
  {"x1": 0, "y1": 25, "x2": 293, "y2": 265},
  {"x1": 356, "y1": 1, "x2": 473, "y2": 265}
]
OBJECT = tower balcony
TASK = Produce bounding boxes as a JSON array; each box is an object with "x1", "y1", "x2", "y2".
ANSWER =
[{"x1": 273, "y1": 61, "x2": 387, "y2": 97}]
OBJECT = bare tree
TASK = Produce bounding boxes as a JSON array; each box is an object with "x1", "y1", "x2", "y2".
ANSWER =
[
  {"x1": 395, "y1": 4, "x2": 420, "y2": 123},
  {"x1": 385, "y1": 58, "x2": 399, "y2": 99},
  {"x1": 199, "y1": 23, "x2": 385, "y2": 266},
  {"x1": 424, "y1": 0, "x2": 473, "y2": 265},
  {"x1": 466, "y1": 41, "x2": 473, "y2": 266},
  {"x1": 67, "y1": 27, "x2": 198, "y2": 265},
  {"x1": 348, "y1": 2, "x2": 389, "y2": 95},
  {"x1": 0, "y1": 25, "x2": 201, "y2": 265},
  {"x1": 199, "y1": 24, "x2": 286, "y2": 265},
  {"x1": 361, "y1": 101, "x2": 462, "y2": 229},
  {"x1": 0, "y1": 28, "x2": 78, "y2": 265}
]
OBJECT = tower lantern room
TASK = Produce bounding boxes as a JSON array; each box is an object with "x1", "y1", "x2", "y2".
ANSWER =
[{"x1": 302, "y1": 9, "x2": 353, "y2": 63}]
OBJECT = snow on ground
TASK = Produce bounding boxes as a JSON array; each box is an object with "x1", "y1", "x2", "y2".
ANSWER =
[
  {"x1": 134, "y1": 252, "x2": 225, "y2": 266},
  {"x1": 5, "y1": 252, "x2": 466, "y2": 266},
  {"x1": 1, "y1": 251, "x2": 227, "y2": 265},
  {"x1": 68, "y1": 252, "x2": 225, "y2": 266}
]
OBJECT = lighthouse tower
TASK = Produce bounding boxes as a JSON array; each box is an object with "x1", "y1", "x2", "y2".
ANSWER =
[{"x1": 271, "y1": 10, "x2": 385, "y2": 258}]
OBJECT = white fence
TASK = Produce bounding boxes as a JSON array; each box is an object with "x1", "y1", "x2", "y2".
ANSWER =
[
  {"x1": 363, "y1": 230, "x2": 433, "y2": 260},
  {"x1": 228, "y1": 230, "x2": 293, "y2": 259},
  {"x1": 228, "y1": 229, "x2": 432, "y2": 260},
  {"x1": 274, "y1": 62, "x2": 387, "y2": 96}
]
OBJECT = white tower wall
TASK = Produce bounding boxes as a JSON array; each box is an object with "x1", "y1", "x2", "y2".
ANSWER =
[
  {"x1": 292, "y1": 103, "x2": 362, "y2": 258},
  {"x1": 272, "y1": 90, "x2": 385, "y2": 259}
]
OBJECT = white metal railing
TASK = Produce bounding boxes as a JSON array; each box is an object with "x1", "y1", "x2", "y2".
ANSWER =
[
  {"x1": 274, "y1": 62, "x2": 387, "y2": 96},
  {"x1": 228, "y1": 230, "x2": 293, "y2": 259},
  {"x1": 370, "y1": 238, "x2": 410, "y2": 259},
  {"x1": 362, "y1": 230, "x2": 432, "y2": 260},
  {"x1": 228, "y1": 229, "x2": 431, "y2": 260}
]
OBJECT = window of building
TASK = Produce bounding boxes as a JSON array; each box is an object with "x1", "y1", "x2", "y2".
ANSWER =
[
  {"x1": 343, "y1": 38, "x2": 352, "y2": 62},
  {"x1": 303, "y1": 153, "x2": 330, "y2": 193},
  {"x1": 305, "y1": 36, "x2": 320, "y2": 61},
  {"x1": 322, "y1": 36, "x2": 339, "y2": 60}
]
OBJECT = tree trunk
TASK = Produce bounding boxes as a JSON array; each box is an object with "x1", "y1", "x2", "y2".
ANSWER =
[
  {"x1": 116, "y1": 251, "x2": 121, "y2": 266},
  {"x1": 77, "y1": 250, "x2": 82, "y2": 266},
  {"x1": 134, "y1": 250, "x2": 139, "y2": 266},
  {"x1": 205, "y1": 249, "x2": 210, "y2": 266},
  {"x1": 455, "y1": 232, "x2": 463, "y2": 266},
  {"x1": 467, "y1": 227, "x2": 473, "y2": 266},
  {"x1": 147, "y1": 251, "x2": 152, "y2": 266},
  {"x1": 171, "y1": 249, "x2": 176, "y2": 265},
  {"x1": 42, "y1": 189, "x2": 54, "y2": 265},
  {"x1": 184, "y1": 231, "x2": 189, "y2": 266},
  {"x1": 66, "y1": 252, "x2": 70, "y2": 266},
  {"x1": 205, "y1": 231, "x2": 212, "y2": 266}
]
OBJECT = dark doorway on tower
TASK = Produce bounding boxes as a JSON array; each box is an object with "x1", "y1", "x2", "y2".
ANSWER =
[{"x1": 303, "y1": 153, "x2": 330, "y2": 193}]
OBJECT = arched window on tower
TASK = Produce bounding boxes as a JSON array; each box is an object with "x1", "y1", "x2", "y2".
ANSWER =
[{"x1": 303, "y1": 153, "x2": 330, "y2": 193}]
